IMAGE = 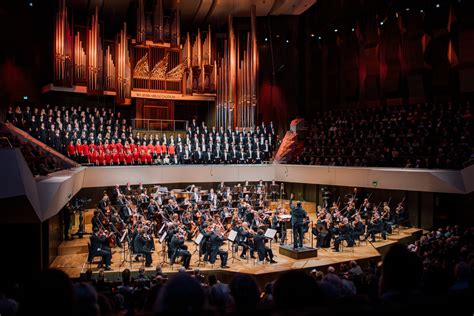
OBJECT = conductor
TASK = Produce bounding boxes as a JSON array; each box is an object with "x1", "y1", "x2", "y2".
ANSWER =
[{"x1": 289, "y1": 193, "x2": 307, "y2": 249}]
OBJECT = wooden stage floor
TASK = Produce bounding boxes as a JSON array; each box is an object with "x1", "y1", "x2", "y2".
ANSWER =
[{"x1": 50, "y1": 210, "x2": 422, "y2": 283}]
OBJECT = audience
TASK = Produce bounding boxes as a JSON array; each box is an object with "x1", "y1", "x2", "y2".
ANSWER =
[
  {"x1": 290, "y1": 102, "x2": 473, "y2": 169},
  {"x1": 2, "y1": 225, "x2": 470, "y2": 316},
  {"x1": 6, "y1": 105, "x2": 278, "y2": 166}
]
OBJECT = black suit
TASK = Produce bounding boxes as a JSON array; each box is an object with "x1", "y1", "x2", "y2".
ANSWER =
[
  {"x1": 169, "y1": 235, "x2": 191, "y2": 268},
  {"x1": 133, "y1": 233, "x2": 153, "y2": 265},
  {"x1": 334, "y1": 223, "x2": 354, "y2": 251},
  {"x1": 209, "y1": 232, "x2": 228, "y2": 267},
  {"x1": 253, "y1": 233, "x2": 274, "y2": 261},
  {"x1": 89, "y1": 233, "x2": 111, "y2": 266},
  {"x1": 290, "y1": 199, "x2": 307, "y2": 249}
]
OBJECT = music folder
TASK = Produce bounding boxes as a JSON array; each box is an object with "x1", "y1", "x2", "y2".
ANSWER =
[
  {"x1": 159, "y1": 231, "x2": 167, "y2": 243},
  {"x1": 264, "y1": 228, "x2": 277, "y2": 239},
  {"x1": 227, "y1": 230, "x2": 238, "y2": 242},
  {"x1": 194, "y1": 233, "x2": 204, "y2": 245},
  {"x1": 119, "y1": 229, "x2": 128, "y2": 243}
]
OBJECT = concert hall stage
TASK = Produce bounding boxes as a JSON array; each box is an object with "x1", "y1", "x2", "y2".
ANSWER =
[{"x1": 49, "y1": 210, "x2": 422, "y2": 286}]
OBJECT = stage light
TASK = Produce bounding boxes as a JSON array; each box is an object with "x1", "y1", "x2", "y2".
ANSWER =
[
  {"x1": 420, "y1": 9, "x2": 424, "y2": 13},
  {"x1": 285, "y1": 39, "x2": 289, "y2": 43},
  {"x1": 436, "y1": 3, "x2": 440, "y2": 8},
  {"x1": 334, "y1": 29, "x2": 338, "y2": 32},
  {"x1": 310, "y1": 33, "x2": 315, "y2": 37},
  {"x1": 264, "y1": 37, "x2": 268, "y2": 42},
  {"x1": 405, "y1": 7, "x2": 410, "y2": 11},
  {"x1": 352, "y1": 28, "x2": 355, "y2": 32},
  {"x1": 29, "y1": 2, "x2": 33, "y2": 6},
  {"x1": 318, "y1": 36, "x2": 322, "y2": 40},
  {"x1": 23, "y1": 96, "x2": 29, "y2": 100},
  {"x1": 275, "y1": 34, "x2": 280, "y2": 38},
  {"x1": 380, "y1": 21, "x2": 384, "y2": 25}
]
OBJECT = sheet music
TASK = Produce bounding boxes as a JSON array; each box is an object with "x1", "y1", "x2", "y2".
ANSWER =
[
  {"x1": 227, "y1": 230, "x2": 238, "y2": 242},
  {"x1": 194, "y1": 233, "x2": 204, "y2": 245},
  {"x1": 264, "y1": 228, "x2": 277, "y2": 239},
  {"x1": 159, "y1": 231, "x2": 167, "y2": 243}
]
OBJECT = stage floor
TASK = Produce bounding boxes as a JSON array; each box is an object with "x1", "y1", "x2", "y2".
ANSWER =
[{"x1": 50, "y1": 211, "x2": 422, "y2": 283}]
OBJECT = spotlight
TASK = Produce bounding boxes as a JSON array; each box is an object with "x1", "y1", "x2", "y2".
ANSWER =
[
  {"x1": 23, "y1": 96, "x2": 29, "y2": 100},
  {"x1": 436, "y1": 3, "x2": 440, "y2": 8},
  {"x1": 310, "y1": 33, "x2": 315, "y2": 37},
  {"x1": 275, "y1": 34, "x2": 280, "y2": 38},
  {"x1": 352, "y1": 28, "x2": 355, "y2": 32},
  {"x1": 334, "y1": 29, "x2": 338, "y2": 32},
  {"x1": 380, "y1": 21, "x2": 384, "y2": 25},
  {"x1": 318, "y1": 36, "x2": 322, "y2": 40},
  {"x1": 29, "y1": 2, "x2": 33, "y2": 6},
  {"x1": 420, "y1": 9, "x2": 424, "y2": 13},
  {"x1": 264, "y1": 37, "x2": 268, "y2": 42},
  {"x1": 405, "y1": 7, "x2": 410, "y2": 11},
  {"x1": 285, "y1": 39, "x2": 289, "y2": 43}
]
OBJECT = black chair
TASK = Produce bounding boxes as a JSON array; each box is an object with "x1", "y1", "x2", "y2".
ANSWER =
[{"x1": 87, "y1": 243, "x2": 103, "y2": 269}]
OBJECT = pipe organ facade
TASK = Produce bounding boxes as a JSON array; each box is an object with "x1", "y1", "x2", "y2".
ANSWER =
[{"x1": 52, "y1": 0, "x2": 259, "y2": 126}]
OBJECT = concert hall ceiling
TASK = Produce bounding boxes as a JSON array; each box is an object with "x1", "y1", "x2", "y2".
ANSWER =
[{"x1": 68, "y1": 0, "x2": 317, "y2": 26}]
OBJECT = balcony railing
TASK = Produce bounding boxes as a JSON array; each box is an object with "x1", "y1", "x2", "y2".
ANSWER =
[{"x1": 132, "y1": 119, "x2": 188, "y2": 132}]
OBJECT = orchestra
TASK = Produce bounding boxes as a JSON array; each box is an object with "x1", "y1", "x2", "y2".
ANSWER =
[{"x1": 85, "y1": 183, "x2": 406, "y2": 270}]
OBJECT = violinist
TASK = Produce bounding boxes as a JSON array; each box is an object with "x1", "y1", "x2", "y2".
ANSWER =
[
  {"x1": 333, "y1": 217, "x2": 354, "y2": 252},
  {"x1": 314, "y1": 208, "x2": 332, "y2": 248},
  {"x1": 147, "y1": 199, "x2": 159, "y2": 217},
  {"x1": 253, "y1": 229, "x2": 277, "y2": 264},
  {"x1": 360, "y1": 198, "x2": 372, "y2": 218},
  {"x1": 236, "y1": 221, "x2": 256, "y2": 260},
  {"x1": 395, "y1": 201, "x2": 408, "y2": 226},
  {"x1": 133, "y1": 227, "x2": 153, "y2": 267},
  {"x1": 191, "y1": 187, "x2": 201, "y2": 204},
  {"x1": 351, "y1": 215, "x2": 365, "y2": 242},
  {"x1": 381, "y1": 201, "x2": 393, "y2": 234},
  {"x1": 89, "y1": 227, "x2": 112, "y2": 270},
  {"x1": 91, "y1": 209, "x2": 102, "y2": 231},
  {"x1": 169, "y1": 231, "x2": 192, "y2": 269},
  {"x1": 98, "y1": 194, "x2": 110, "y2": 212},
  {"x1": 181, "y1": 211, "x2": 194, "y2": 241},
  {"x1": 363, "y1": 211, "x2": 386, "y2": 242},
  {"x1": 208, "y1": 227, "x2": 230, "y2": 268}
]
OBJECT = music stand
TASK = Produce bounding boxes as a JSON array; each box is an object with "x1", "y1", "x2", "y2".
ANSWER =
[
  {"x1": 227, "y1": 230, "x2": 241, "y2": 263},
  {"x1": 158, "y1": 223, "x2": 166, "y2": 236},
  {"x1": 265, "y1": 228, "x2": 277, "y2": 251},
  {"x1": 192, "y1": 233, "x2": 205, "y2": 266},
  {"x1": 158, "y1": 232, "x2": 170, "y2": 267},
  {"x1": 119, "y1": 230, "x2": 130, "y2": 267}
]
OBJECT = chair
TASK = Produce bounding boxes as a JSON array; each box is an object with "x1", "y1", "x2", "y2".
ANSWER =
[
  {"x1": 340, "y1": 239, "x2": 355, "y2": 253},
  {"x1": 87, "y1": 243, "x2": 103, "y2": 269},
  {"x1": 128, "y1": 240, "x2": 146, "y2": 267}
]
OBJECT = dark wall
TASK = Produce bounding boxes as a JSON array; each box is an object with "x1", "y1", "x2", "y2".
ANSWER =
[
  {"x1": 0, "y1": 1, "x2": 54, "y2": 110},
  {"x1": 256, "y1": 0, "x2": 474, "y2": 125}
]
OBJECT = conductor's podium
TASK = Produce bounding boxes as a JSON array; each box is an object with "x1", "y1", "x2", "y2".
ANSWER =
[{"x1": 279, "y1": 244, "x2": 318, "y2": 260}]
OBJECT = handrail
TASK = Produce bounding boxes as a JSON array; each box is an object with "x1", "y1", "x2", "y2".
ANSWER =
[
  {"x1": 131, "y1": 119, "x2": 188, "y2": 132},
  {"x1": 3, "y1": 122, "x2": 79, "y2": 168}
]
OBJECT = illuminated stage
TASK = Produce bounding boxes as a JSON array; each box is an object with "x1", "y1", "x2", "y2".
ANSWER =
[{"x1": 49, "y1": 209, "x2": 422, "y2": 285}]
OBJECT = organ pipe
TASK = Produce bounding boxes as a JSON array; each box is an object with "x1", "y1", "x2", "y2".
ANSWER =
[
  {"x1": 153, "y1": 0, "x2": 164, "y2": 42},
  {"x1": 87, "y1": 6, "x2": 103, "y2": 93},
  {"x1": 137, "y1": 0, "x2": 146, "y2": 43},
  {"x1": 54, "y1": 0, "x2": 73, "y2": 85},
  {"x1": 116, "y1": 22, "x2": 131, "y2": 104},
  {"x1": 250, "y1": 4, "x2": 258, "y2": 127}
]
